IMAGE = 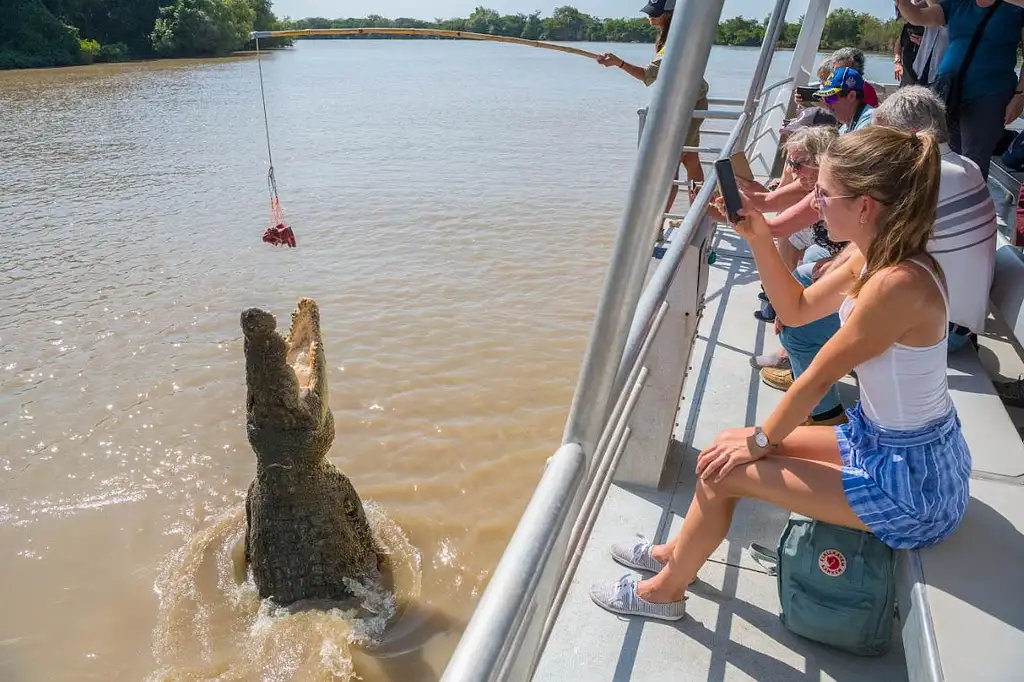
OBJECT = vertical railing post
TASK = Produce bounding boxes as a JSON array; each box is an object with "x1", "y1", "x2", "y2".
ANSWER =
[
  {"x1": 737, "y1": 0, "x2": 791, "y2": 146},
  {"x1": 559, "y1": 0, "x2": 726, "y2": 480},
  {"x1": 749, "y1": 0, "x2": 832, "y2": 177}
]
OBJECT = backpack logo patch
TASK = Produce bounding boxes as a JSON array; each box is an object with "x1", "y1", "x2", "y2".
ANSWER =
[{"x1": 819, "y1": 549, "x2": 847, "y2": 577}]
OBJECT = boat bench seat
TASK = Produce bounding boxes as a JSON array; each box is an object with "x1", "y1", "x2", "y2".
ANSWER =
[{"x1": 896, "y1": 241, "x2": 1024, "y2": 682}]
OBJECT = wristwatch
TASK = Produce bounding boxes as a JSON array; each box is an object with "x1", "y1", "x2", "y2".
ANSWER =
[{"x1": 751, "y1": 427, "x2": 777, "y2": 451}]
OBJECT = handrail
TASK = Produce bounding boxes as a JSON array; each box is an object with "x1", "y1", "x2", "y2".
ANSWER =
[
  {"x1": 438, "y1": 0, "x2": 827, "y2": 679},
  {"x1": 737, "y1": 0, "x2": 791, "y2": 148},
  {"x1": 760, "y1": 76, "x2": 795, "y2": 98},
  {"x1": 438, "y1": 443, "x2": 586, "y2": 682},
  {"x1": 615, "y1": 114, "x2": 747, "y2": 393}
]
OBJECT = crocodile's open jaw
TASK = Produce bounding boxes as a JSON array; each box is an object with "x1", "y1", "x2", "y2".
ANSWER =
[
  {"x1": 241, "y1": 299, "x2": 331, "y2": 450},
  {"x1": 286, "y1": 299, "x2": 319, "y2": 398}
]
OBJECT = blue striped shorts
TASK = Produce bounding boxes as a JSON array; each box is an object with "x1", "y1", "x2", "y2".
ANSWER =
[{"x1": 834, "y1": 402, "x2": 972, "y2": 550}]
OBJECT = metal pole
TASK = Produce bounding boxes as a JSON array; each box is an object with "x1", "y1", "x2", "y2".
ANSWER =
[
  {"x1": 737, "y1": 0, "x2": 791, "y2": 144},
  {"x1": 612, "y1": 0, "x2": 794, "y2": 393},
  {"x1": 560, "y1": 0, "x2": 726, "y2": 476},
  {"x1": 614, "y1": 115, "x2": 747, "y2": 392}
]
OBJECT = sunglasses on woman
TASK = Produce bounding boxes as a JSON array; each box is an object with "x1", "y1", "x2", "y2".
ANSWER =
[{"x1": 786, "y1": 157, "x2": 817, "y2": 171}]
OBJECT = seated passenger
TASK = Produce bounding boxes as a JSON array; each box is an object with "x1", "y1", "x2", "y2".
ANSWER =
[
  {"x1": 873, "y1": 85, "x2": 997, "y2": 350},
  {"x1": 760, "y1": 86, "x2": 996, "y2": 403},
  {"x1": 829, "y1": 47, "x2": 880, "y2": 107},
  {"x1": 746, "y1": 128, "x2": 847, "y2": 378},
  {"x1": 815, "y1": 67, "x2": 876, "y2": 134},
  {"x1": 590, "y1": 125, "x2": 971, "y2": 622},
  {"x1": 793, "y1": 58, "x2": 835, "y2": 111}
]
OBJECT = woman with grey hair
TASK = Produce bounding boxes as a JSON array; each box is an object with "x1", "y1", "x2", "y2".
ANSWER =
[
  {"x1": 873, "y1": 84, "x2": 950, "y2": 142},
  {"x1": 830, "y1": 47, "x2": 880, "y2": 106},
  {"x1": 740, "y1": 125, "x2": 846, "y2": 369}
]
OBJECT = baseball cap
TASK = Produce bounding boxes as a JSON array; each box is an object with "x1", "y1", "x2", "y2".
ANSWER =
[
  {"x1": 780, "y1": 106, "x2": 839, "y2": 135},
  {"x1": 814, "y1": 66, "x2": 865, "y2": 98},
  {"x1": 641, "y1": 0, "x2": 676, "y2": 17}
]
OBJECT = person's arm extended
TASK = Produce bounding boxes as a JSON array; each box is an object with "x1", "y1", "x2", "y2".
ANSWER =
[
  {"x1": 597, "y1": 53, "x2": 654, "y2": 84},
  {"x1": 765, "y1": 191, "x2": 819, "y2": 239},
  {"x1": 762, "y1": 263, "x2": 925, "y2": 444},
  {"x1": 896, "y1": 0, "x2": 945, "y2": 26},
  {"x1": 750, "y1": 179, "x2": 809, "y2": 214},
  {"x1": 747, "y1": 229, "x2": 863, "y2": 327}
]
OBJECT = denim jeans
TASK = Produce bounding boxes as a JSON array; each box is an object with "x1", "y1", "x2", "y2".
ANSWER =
[
  {"x1": 949, "y1": 91, "x2": 1013, "y2": 181},
  {"x1": 778, "y1": 247, "x2": 843, "y2": 417}
]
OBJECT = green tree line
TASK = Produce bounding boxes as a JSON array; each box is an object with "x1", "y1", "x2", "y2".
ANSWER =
[
  {"x1": 288, "y1": 7, "x2": 903, "y2": 52},
  {"x1": 2, "y1": 3, "x2": 901, "y2": 71},
  {"x1": 1, "y1": 0, "x2": 291, "y2": 69}
]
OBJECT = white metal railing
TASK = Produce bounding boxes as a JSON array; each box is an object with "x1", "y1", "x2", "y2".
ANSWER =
[{"x1": 438, "y1": 1, "x2": 832, "y2": 680}]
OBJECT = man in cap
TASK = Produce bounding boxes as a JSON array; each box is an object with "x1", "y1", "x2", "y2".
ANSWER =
[{"x1": 814, "y1": 66, "x2": 876, "y2": 134}]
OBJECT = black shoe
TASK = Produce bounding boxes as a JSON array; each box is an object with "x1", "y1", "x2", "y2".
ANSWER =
[
  {"x1": 758, "y1": 290, "x2": 769, "y2": 303},
  {"x1": 754, "y1": 305, "x2": 776, "y2": 322}
]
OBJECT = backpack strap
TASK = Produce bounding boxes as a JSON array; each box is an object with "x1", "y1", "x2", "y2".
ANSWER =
[{"x1": 748, "y1": 542, "x2": 780, "y2": 575}]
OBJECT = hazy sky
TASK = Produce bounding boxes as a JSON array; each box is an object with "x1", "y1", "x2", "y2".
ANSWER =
[{"x1": 271, "y1": 1, "x2": 897, "y2": 21}]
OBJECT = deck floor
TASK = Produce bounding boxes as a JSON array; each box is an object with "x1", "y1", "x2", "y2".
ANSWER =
[{"x1": 534, "y1": 228, "x2": 908, "y2": 682}]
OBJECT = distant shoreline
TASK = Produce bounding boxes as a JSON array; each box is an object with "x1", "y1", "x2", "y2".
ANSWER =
[{"x1": 1, "y1": 41, "x2": 892, "y2": 75}]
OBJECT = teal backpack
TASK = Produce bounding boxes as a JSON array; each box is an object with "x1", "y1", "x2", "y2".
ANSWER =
[{"x1": 749, "y1": 513, "x2": 898, "y2": 657}]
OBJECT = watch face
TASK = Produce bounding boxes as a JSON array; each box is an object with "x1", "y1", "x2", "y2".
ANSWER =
[{"x1": 755, "y1": 431, "x2": 769, "y2": 448}]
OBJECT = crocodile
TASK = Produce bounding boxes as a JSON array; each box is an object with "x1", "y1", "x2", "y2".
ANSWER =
[{"x1": 240, "y1": 298, "x2": 384, "y2": 607}]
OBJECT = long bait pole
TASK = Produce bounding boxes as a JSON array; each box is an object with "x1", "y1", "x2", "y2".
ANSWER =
[{"x1": 248, "y1": 28, "x2": 604, "y2": 61}]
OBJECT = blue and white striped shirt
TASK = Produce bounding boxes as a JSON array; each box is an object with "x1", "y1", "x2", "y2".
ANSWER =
[{"x1": 927, "y1": 143, "x2": 998, "y2": 333}]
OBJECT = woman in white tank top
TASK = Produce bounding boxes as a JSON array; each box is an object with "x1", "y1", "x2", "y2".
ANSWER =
[{"x1": 591, "y1": 125, "x2": 972, "y2": 622}]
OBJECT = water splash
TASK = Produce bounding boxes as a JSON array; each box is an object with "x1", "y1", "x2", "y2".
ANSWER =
[{"x1": 146, "y1": 501, "x2": 422, "y2": 681}]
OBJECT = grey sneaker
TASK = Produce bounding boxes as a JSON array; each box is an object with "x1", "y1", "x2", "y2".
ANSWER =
[
  {"x1": 590, "y1": 574, "x2": 687, "y2": 621},
  {"x1": 609, "y1": 534, "x2": 697, "y2": 584},
  {"x1": 609, "y1": 534, "x2": 664, "y2": 573}
]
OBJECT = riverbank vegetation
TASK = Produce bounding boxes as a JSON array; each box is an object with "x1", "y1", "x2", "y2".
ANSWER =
[
  {"x1": 290, "y1": 7, "x2": 902, "y2": 53},
  {"x1": 1, "y1": 0, "x2": 291, "y2": 69},
  {"x1": 2, "y1": 3, "x2": 900, "y2": 71}
]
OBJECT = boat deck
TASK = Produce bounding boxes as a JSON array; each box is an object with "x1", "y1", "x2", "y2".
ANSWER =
[{"x1": 534, "y1": 228, "x2": 910, "y2": 682}]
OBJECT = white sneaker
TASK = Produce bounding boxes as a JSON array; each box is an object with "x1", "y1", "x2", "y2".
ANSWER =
[{"x1": 590, "y1": 574, "x2": 687, "y2": 621}]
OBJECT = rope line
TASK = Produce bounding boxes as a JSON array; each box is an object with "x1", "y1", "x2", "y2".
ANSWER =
[{"x1": 255, "y1": 36, "x2": 279, "y2": 205}]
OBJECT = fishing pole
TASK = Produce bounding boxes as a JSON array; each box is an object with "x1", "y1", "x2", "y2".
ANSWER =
[{"x1": 249, "y1": 27, "x2": 605, "y2": 61}]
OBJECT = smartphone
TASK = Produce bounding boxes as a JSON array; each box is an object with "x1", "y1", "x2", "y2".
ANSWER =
[
  {"x1": 796, "y1": 85, "x2": 818, "y2": 101},
  {"x1": 714, "y1": 158, "x2": 743, "y2": 224}
]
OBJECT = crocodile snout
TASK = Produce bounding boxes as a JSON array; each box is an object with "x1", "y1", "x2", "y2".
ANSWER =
[{"x1": 241, "y1": 308, "x2": 277, "y2": 338}]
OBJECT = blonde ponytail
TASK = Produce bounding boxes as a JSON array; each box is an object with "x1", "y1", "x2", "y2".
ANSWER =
[{"x1": 822, "y1": 126, "x2": 943, "y2": 296}]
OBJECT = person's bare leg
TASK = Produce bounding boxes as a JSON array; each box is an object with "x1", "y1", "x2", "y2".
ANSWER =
[
  {"x1": 647, "y1": 425, "x2": 853, "y2": 584},
  {"x1": 682, "y1": 151, "x2": 704, "y2": 189}
]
